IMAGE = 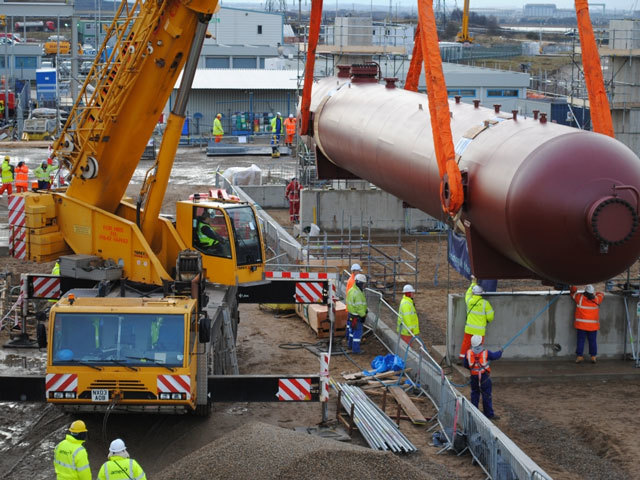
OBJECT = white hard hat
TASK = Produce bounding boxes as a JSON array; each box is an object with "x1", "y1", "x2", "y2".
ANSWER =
[
  {"x1": 403, "y1": 284, "x2": 415, "y2": 293},
  {"x1": 109, "y1": 438, "x2": 126, "y2": 454},
  {"x1": 289, "y1": 113, "x2": 294, "y2": 118},
  {"x1": 276, "y1": 112, "x2": 281, "y2": 116},
  {"x1": 585, "y1": 284, "x2": 595, "y2": 294},
  {"x1": 355, "y1": 273, "x2": 367, "y2": 283},
  {"x1": 472, "y1": 285, "x2": 484, "y2": 295},
  {"x1": 471, "y1": 335, "x2": 482, "y2": 347},
  {"x1": 351, "y1": 263, "x2": 362, "y2": 272}
]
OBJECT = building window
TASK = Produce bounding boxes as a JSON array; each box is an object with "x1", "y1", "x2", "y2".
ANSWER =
[
  {"x1": 233, "y1": 57, "x2": 257, "y2": 69},
  {"x1": 205, "y1": 57, "x2": 230, "y2": 68},
  {"x1": 447, "y1": 88, "x2": 476, "y2": 98},
  {"x1": 257, "y1": 25, "x2": 262, "y2": 34},
  {"x1": 487, "y1": 89, "x2": 519, "y2": 97},
  {"x1": 259, "y1": 58, "x2": 265, "y2": 69}
]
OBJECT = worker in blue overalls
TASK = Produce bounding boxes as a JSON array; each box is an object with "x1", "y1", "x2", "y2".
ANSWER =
[
  {"x1": 464, "y1": 334, "x2": 502, "y2": 420},
  {"x1": 346, "y1": 274, "x2": 367, "y2": 353}
]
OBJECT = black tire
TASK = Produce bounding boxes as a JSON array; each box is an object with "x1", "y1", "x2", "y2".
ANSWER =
[
  {"x1": 193, "y1": 401, "x2": 212, "y2": 417},
  {"x1": 36, "y1": 323, "x2": 47, "y2": 348}
]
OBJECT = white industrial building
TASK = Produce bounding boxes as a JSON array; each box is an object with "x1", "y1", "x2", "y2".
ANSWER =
[{"x1": 199, "y1": 6, "x2": 284, "y2": 69}]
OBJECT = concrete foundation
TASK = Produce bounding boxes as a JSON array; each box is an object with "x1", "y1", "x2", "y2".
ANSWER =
[
  {"x1": 240, "y1": 185, "x2": 289, "y2": 209},
  {"x1": 447, "y1": 291, "x2": 632, "y2": 361},
  {"x1": 299, "y1": 188, "x2": 444, "y2": 232}
]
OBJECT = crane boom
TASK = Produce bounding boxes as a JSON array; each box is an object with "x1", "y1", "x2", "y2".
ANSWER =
[
  {"x1": 54, "y1": 0, "x2": 218, "y2": 213},
  {"x1": 456, "y1": 0, "x2": 473, "y2": 43}
]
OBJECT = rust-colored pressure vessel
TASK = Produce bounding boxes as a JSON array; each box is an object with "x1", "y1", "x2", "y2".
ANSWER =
[{"x1": 308, "y1": 73, "x2": 640, "y2": 285}]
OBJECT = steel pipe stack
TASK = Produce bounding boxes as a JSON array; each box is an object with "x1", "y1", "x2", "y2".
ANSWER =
[
  {"x1": 307, "y1": 67, "x2": 640, "y2": 285},
  {"x1": 338, "y1": 383, "x2": 417, "y2": 453}
]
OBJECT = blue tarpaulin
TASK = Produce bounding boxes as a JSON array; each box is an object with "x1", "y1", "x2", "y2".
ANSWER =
[{"x1": 447, "y1": 230, "x2": 498, "y2": 292}]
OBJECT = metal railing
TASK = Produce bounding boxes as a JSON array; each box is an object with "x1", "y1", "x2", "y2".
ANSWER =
[{"x1": 356, "y1": 283, "x2": 552, "y2": 480}]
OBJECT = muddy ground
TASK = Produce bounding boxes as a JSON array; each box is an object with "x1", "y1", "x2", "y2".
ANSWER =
[{"x1": 0, "y1": 146, "x2": 639, "y2": 479}]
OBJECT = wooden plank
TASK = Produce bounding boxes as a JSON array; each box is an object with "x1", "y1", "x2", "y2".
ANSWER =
[
  {"x1": 342, "y1": 368, "x2": 410, "y2": 382},
  {"x1": 388, "y1": 386, "x2": 427, "y2": 425}
]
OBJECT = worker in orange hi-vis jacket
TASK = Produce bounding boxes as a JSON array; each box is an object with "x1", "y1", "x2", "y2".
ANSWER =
[
  {"x1": 284, "y1": 114, "x2": 297, "y2": 146},
  {"x1": 284, "y1": 177, "x2": 300, "y2": 223},
  {"x1": 570, "y1": 284, "x2": 604, "y2": 364}
]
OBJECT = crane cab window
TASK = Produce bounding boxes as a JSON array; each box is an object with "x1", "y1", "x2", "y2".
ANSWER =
[
  {"x1": 192, "y1": 207, "x2": 232, "y2": 259},
  {"x1": 51, "y1": 313, "x2": 186, "y2": 367},
  {"x1": 227, "y1": 206, "x2": 262, "y2": 266}
]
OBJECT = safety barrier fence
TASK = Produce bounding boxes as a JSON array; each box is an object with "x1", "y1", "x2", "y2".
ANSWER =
[{"x1": 359, "y1": 286, "x2": 552, "y2": 480}]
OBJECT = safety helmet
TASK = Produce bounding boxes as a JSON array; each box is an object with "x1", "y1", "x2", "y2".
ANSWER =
[
  {"x1": 109, "y1": 438, "x2": 126, "y2": 454},
  {"x1": 289, "y1": 114, "x2": 294, "y2": 118},
  {"x1": 276, "y1": 112, "x2": 281, "y2": 116},
  {"x1": 4, "y1": 155, "x2": 9, "y2": 161},
  {"x1": 355, "y1": 273, "x2": 367, "y2": 283},
  {"x1": 69, "y1": 420, "x2": 88, "y2": 433},
  {"x1": 403, "y1": 284, "x2": 415, "y2": 294},
  {"x1": 216, "y1": 113, "x2": 221, "y2": 118},
  {"x1": 351, "y1": 263, "x2": 362, "y2": 272},
  {"x1": 585, "y1": 284, "x2": 595, "y2": 294},
  {"x1": 471, "y1": 335, "x2": 482, "y2": 347},
  {"x1": 472, "y1": 285, "x2": 484, "y2": 295}
]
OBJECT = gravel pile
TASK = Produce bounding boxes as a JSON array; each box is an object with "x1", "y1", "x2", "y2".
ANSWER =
[{"x1": 156, "y1": 422, "x2": 435, "y2": 480}]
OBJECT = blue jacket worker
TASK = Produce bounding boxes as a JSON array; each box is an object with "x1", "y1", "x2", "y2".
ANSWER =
[{"x1": 464, "y1": 334, "x2": 502, "y2": 420}]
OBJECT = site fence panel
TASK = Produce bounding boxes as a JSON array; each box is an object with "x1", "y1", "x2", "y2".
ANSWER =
[
  {"x1": 437, "y1": 382, "x2": 460, "y2": 448},
  {"x1": 461, "y1": 397, "x2": 496, "y2": 479}
]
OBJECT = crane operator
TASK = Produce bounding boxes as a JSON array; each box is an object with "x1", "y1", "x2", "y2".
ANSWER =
[{"x1": 195, "y1": 209, "x2": 228, "y2": 256}]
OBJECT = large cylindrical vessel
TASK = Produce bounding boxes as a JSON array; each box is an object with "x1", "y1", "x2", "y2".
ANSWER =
[{"x1": 309, "y1": 72, "x2": 640, "y2": 285}]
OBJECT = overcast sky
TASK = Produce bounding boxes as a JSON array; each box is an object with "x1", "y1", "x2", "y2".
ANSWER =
[{"x1": 221, "y1": 0, "x2": 638, "y2": 12}]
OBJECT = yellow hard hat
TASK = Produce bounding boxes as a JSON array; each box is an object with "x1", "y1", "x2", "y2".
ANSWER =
[
  {"x1": 4, "y1": 155, "x2": 8, "y2": 161},
  {"x1": 69, "y1": 420, "x2": 88, "y2": 433}
]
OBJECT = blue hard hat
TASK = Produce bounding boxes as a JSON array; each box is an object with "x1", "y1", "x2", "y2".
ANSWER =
[{"x1": 57, "y1": 349, "x2": 74, "y2": 361}]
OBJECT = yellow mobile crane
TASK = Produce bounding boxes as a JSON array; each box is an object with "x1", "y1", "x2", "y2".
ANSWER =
[
  {"x1": 11, "y1": 0, "x2": 291, "y2": 415},
  {"x1": 456, "y1": 0, "x2": 473, "y2": 43}
]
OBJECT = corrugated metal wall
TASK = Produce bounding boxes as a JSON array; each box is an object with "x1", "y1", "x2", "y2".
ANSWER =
[{"x1": 168, "y1": 89, "x2": 297, "y2": 135}]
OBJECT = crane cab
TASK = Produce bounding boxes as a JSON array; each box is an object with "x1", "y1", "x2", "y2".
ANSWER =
[{"x1": 175, "y1": 194, "x2": 265, "y2": 286}]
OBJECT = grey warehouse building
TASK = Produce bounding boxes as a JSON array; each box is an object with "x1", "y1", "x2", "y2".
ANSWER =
[{"x1": 168, "y1": 69, "x2": 299, "y2": 136}]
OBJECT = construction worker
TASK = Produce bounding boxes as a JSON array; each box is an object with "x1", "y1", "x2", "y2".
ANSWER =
[
  {"x1": 97, "y1": 438, "x2": 146, "y2": 480},
  {"x1": 46, "y1": 157, "x2": 59, "y2": 186},
  {"x1": 345, "y1": 263, "x2": 362, "y2": 344},
  {"x1": 53, "y1": 420, "x2": 91, "y2": 480},
  {"x1": 35, "y1": 160, "x2": 52, "y2": 189},
  {"x1": 459, "y1": 276, "x2": 494, "y2": 364},
  {"x1": 15, "y1": 160, "x2": 29, "y2": 193},
  {"x1": 570, "y1": 284, "x2": 604, "y2": 364},
  {"x1": 194, "y1": 209, "x2": 224, "y2": 255},
  {"x1": 283, "y1": 113, "x2": 296, "y2": 146},
  {"x1": 0, "y1": 155, "x2": 14, "y2": 196},
  {"x1": 270, "y1": 112, "x2": 284, "y2": 157},
  {"x1": 284, "y1": 177, "x2": 300, "y2": 223},
  {"x1": 212, "y1": 113, "x2": 224, "y2": 143},
  {"x1": 0, "y1": 100, "x2": 4, "y2": 118},
  {"x1": 346, "y1": 273, "x2": 367, "y2": 353},
  {"x1": 464, "y1": 334, "x2": 502, "y2": 420},
  {"x1": 397, "y1": 284, "x2": 419, "y2": 344}
]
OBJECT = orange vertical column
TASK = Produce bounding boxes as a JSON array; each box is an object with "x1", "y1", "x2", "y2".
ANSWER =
[{"x1": 299, "y1": 0, "x2": 324, "y2": 135}]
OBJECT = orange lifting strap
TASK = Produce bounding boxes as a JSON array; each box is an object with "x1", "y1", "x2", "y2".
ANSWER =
[
  {"x1": 417, "y1": 0, "x2": 463, "y2": 216},
  {"x1": 299, "y1": 0, "x2": 324, "y2": 136},
  {"x1": 405, "y1": 24, "x2": 422, "y2": 93},
  {"x1": 574, "y1": 0, "x2": 614, "y2": 137}
]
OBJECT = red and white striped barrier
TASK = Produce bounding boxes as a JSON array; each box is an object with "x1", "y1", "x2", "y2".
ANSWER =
[
  {"x1": 30, "y1": 275, "x2": 61, "y2": 299},
  {"x1": 46, "y1": 373, "x2": 78, "y2": 396},
  {"x1": 277, "y1": 378, "x2": 311, "y2": 401},
  {"x1": 295, "y1": 282, "x2": 324, "y2": 303},
  {"x1": 9, "y1": 225, "x2": 26, "y2": 260},
  {"x1": 319, "y1": 353, "x2": 330, "y2": 402},
  {"x1": 8, "y1": 195, "x2": 25, "y2": 227},
  {"x1": 265, "y1": 271, "x2": 337, "y2": 280},
  {"x1": 157, "y1": 374, "x2": 191, "y2": 398}
]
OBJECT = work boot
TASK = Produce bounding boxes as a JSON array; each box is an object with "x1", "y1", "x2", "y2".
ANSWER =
[
  {"x1": 488, "y1": 415, "x2": 500, "y2": 420},
  {"x1": 591, "y1": 356, "x2": 597, "y2": 364},
  {"x1": 575, "y1": 355, "x2": 584, "y2": 363}
]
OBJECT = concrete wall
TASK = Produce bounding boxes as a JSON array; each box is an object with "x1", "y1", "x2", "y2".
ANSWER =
[
  {"x1": 446, "y1": 292, "x2": 630, "y2": 361},
  {"x1": 300, "y1": 188, "x2": 443, "y2": 232},
  {"x1": 241, "y1": 185, "x2": 288, "y2": 208}
]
